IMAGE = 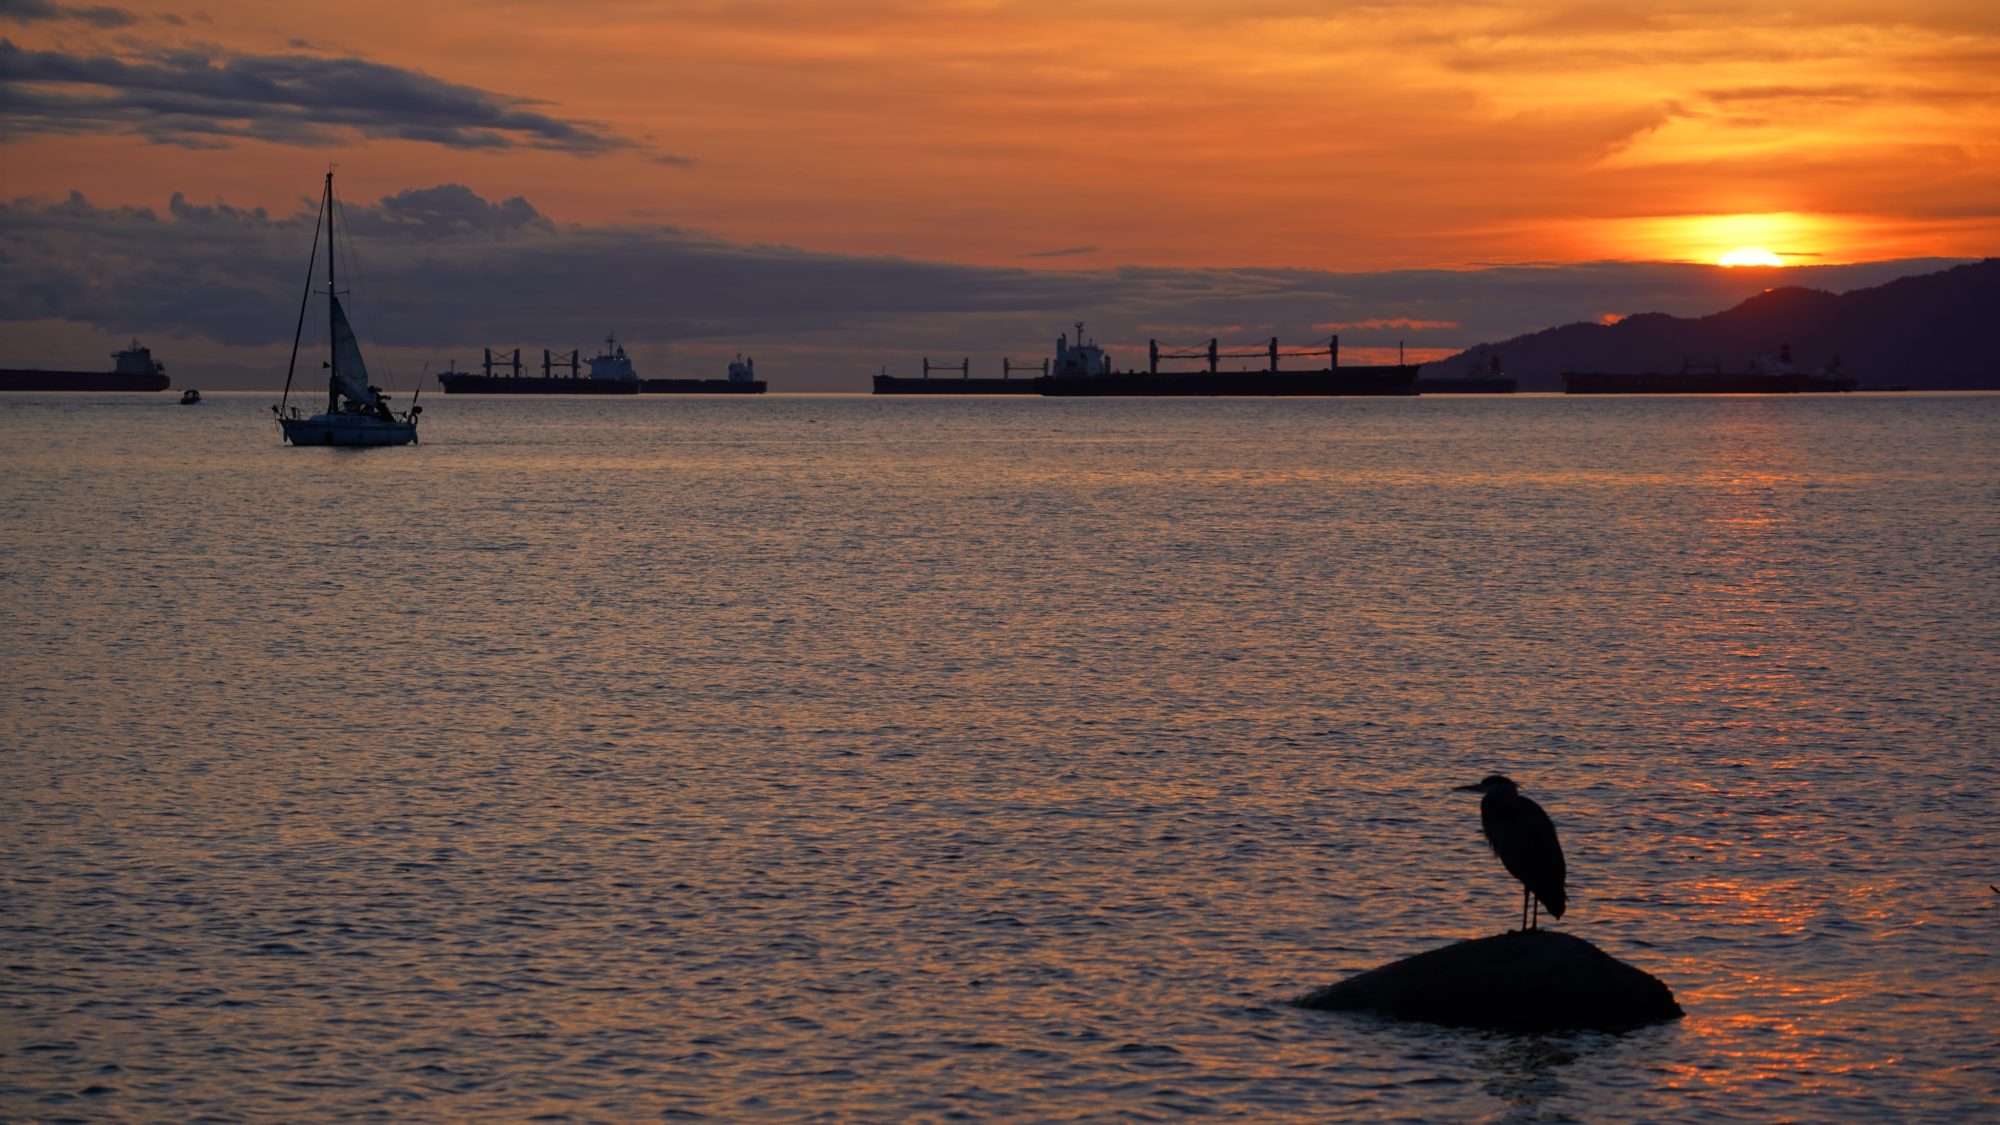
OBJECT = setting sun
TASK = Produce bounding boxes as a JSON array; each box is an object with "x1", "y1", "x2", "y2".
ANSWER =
[{"x1": 1719, "y1": 247, "x2": 1785, "y2": 267}]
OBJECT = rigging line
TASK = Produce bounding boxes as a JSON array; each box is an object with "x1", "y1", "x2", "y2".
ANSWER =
[
  {"x1": 331, "y1": 189, "x2": 400, "y2": 396},
  {"x1": 279, "y1": 186, "x2": 327, "y2": 415}
]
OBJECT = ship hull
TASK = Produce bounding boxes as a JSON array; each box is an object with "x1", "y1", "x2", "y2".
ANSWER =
[
  {"x1": 640, "y1": 379, "x2": 767, "y2": 394},
  {"x1": 0, "y1": 369, "x2": 171, "y2": 392},
  {"x1": 873, "y1": 376, "x2": 1039, "y2": 395},
  {"x1": 1563, "y1": 372, "x2": 1857, "y2": 394},
  {"x1": 1036, "y1": 366, "x2": 1419, "y2": 397},
  {"x1": 437, "y1": 374, "x2": 638, "y2": 394}
]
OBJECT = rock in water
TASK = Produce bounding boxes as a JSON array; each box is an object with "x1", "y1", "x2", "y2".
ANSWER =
[{"x1": 1294, "y1": 929, "x2": 1682, "y2": 1032}]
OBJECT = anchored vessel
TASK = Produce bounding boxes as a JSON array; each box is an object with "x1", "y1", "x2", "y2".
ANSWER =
[
  {"x1": 1035, "y1": 324, "x2": 1419, "y2": 396},
  {"x1": 874, "y1": 324, "x2": 1419, "y2": 397},
  {"x1": 641, "y1": 353, "x2": 767, "y2": 394},
  {"x1": 271, "y1": 171, "x2": 421, "y2": 447},
  {"x1": 0, "y1": 341, "x2": 172, "y2": 392},
  {"x1": 437, "y1": 335, "x2": 765, "y2": 393},
  {"x1": 1564, "y1": 345, "x2": 1856, "y2": 394},
  {"x1": 1417, "y1": 354, "x2": 1517, "y2": 394},
  {"x1": 873, "y1": 356, "x2": 1042, "y2": 395},
  {"x1": 438, "y1": 337, "x2": 634, "y2": 394}
]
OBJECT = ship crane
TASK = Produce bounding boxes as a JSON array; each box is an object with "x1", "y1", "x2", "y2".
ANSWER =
[{"x1": 1147, "y1": 335, "x2": 1341, "y2": 374}]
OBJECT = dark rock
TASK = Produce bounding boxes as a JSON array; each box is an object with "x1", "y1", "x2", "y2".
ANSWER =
[{"x1": 1294, "y1": 929, "x2": 1682, "y2": 1033}]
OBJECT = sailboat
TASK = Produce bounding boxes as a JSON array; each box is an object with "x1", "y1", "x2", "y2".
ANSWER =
[{"x1": 272, "y1": 170, "x2": 421, "y2": 446}]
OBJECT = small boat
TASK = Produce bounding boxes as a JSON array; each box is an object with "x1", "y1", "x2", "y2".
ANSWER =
[
  {"x1": 271, "y1": 171, "x2": 420, "y2": 446},
  {"x1": 179, "y1": 389, "x2": 202, "y2": 405}
]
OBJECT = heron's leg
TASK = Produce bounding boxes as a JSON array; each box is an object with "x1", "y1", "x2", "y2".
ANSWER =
[
  {"x1": 1520, "y1": 887, "x2": 1531, "y2": 931},
  {"x1": 1531, "y1": 894, "x2": 1540, "y2": 930}
]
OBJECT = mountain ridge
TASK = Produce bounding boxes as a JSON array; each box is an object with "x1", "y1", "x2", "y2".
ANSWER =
[{"x1": 1434, "y1": 259, "x2": 2000, "y2": 391}]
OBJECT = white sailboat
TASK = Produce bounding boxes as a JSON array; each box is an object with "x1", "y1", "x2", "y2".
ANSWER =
[{"x1": 272, "y1": 170, "x2": 420, "y2": 446}]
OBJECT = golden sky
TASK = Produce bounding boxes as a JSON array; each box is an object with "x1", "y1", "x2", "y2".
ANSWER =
[{"x1": 6, "y1": 0, "x2": 1998, "y2": 271}]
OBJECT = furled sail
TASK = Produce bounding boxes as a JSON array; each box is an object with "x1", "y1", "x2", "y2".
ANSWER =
[{"x1": 329, "y1": 296, "x2": 382, "y2": 406}]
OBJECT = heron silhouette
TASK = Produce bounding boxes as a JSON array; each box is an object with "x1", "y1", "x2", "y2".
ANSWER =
[{"x1": 1457, "y1": 774, "x2": 1567, "y2": 930}]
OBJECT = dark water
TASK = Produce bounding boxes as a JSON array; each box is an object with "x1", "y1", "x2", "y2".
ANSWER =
[{"x1": 2, "y1": 391, "x2": 1996, "y2": 1122}]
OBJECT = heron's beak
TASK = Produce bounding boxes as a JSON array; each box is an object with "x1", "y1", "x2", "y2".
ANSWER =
[{"x1": 1454, "y1": 782, "x2": 1485, "y2": 792}]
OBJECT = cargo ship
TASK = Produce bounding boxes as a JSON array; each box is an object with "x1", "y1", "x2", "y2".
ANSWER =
[
  {"x1": 437, "y1": 334, "x2": 766, "y2": 394},
  {"x1": 437, "y1": 336, "x2": 638, "y2": 394},
  {"x1": 641, "y1": 354, "x2": 766, "y2": 394},
  {"x1": 1563, "y1": 345, "x2": 1856, "y2": 394},
  {"x1": 1034, "y1": 324, "x2": 1418, "y2": 397},
  {"x1": 0, "y1": 341, "x2": 171, "y2": 392},
  {"x1": 1416, "y1": 354, "x2": 1517, "y2": 394},
  {"x1": 873, "y1": 356, "x2": 1040, "y2": 395}
]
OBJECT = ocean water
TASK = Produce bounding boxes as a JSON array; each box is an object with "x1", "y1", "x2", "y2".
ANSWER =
[{"x1": 1, "y1": 391, "x2": 1995, "y2": 1123}]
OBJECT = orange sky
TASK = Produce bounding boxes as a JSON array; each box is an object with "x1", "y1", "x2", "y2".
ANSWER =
[{"x1": 6, "y1": 0, "x2": 1998, "y2": 271}]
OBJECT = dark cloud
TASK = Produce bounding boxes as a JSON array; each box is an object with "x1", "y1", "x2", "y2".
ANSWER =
[
  {"x1": 0, "y1": 0, "x2": 137, "y2": 27},
  {"x1": 0, "y1": 183, "x2": 1972, "y2": 389},
  {"x1": 336, "y1": 184, "x2": 553, "y2": 239},
  {"x1": 1023, "y1": 246, "x2": 1099, "y2": 259},
  {"x1": 0, "y1": 39, "x2": 632, "y2": 153}
]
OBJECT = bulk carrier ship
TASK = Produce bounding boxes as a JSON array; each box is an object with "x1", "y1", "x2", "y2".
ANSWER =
[
  {"x1": 1564, "y1": 345, "x2": 1856, "y2": 394},
  {"x1": 0, "y1": 341, "x2": 171, "y2": 392},
  {"x1": 872, "y1": 324, "x2": 1419, "y2": 397},
  {"x1": 1034, "y1": 325, "x2": 1418, "y2": 396},
  {"x1": 873, "y1": 356, "x2": 1040, "y2": 395},
  {"x1": 1416, "y1": 354, "x2": 1517, "y2": 394},
  {"x1": 437, "y1": 334, "x2": 765, "y2": 394},
  {"x1": 437, "y1": 337, "x2": 636, "y2": 394},
  {"x1": 643, "y1": 355, "x2": 765, "y2": 394}
]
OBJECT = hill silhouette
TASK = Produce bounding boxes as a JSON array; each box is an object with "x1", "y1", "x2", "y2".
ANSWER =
[{"x1": 1434, "y1": 259, "x2": 1999, "y2": 391}]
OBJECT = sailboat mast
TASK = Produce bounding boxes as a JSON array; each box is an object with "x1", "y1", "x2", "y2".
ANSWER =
[{"x1": 325, "y1": 170, "x2": 338, "y2": 413}]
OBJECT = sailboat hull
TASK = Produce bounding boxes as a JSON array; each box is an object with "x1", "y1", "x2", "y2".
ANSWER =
[{"x1": 280, "y1": 414, "x2": 418, "y2": 447}]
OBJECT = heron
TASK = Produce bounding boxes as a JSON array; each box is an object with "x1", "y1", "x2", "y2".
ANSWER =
[{"x1": 1457, "y1": 774, "x2": 1567, "y2": 930}]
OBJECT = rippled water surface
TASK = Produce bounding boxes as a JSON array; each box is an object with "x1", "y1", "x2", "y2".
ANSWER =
[{"x1": 3, "y1": 391, "x2": 1996, "y2": 1122}]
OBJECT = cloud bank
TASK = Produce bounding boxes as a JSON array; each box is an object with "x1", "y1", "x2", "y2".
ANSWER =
[{"x1": 0, "y1": 184, "x2": 1969, "y2": 389}]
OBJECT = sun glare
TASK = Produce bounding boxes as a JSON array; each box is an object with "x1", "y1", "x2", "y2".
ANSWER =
[
  {"x1": 1718, "y1": 246, "x2": 1785, "y2": 267},
  {"x1": 1580, "y1": 213, "x2": 1839, "y2": 265}
]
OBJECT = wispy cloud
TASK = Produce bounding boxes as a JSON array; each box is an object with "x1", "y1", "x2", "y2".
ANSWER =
[
  {"x1": 1319, "y1": 318, "x2": 1461, "y2": 332},
  {"x1": 0, "y1": 39, "x2": 637, "y2": 154}
]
